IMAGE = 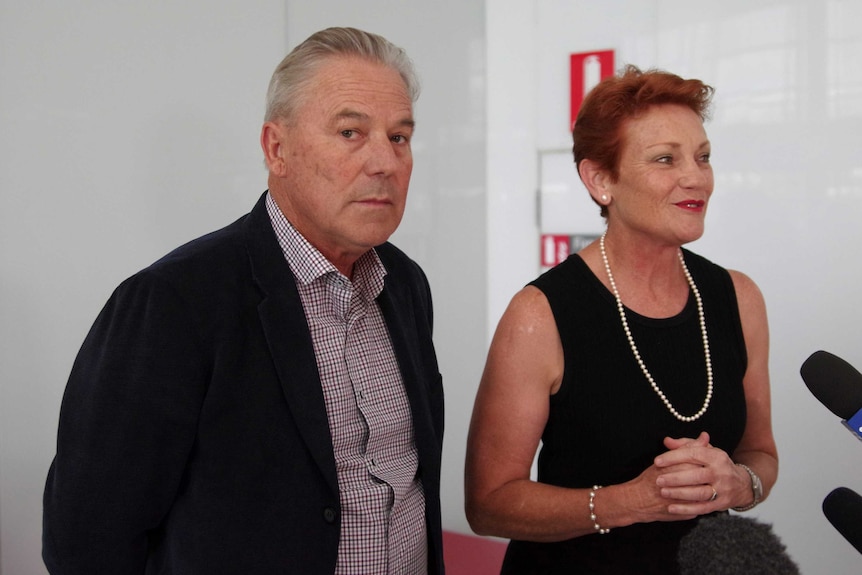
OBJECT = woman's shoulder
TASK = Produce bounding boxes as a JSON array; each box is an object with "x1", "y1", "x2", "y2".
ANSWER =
[
  {"x1": 683, "y1": 250, "x2": 766, "y2": 315},
  {"x1": 530, "y1": 253, "x2": 594, "y2": 293},
  {"x1": 681, "y1": 249, "x2": 735, "y2": 290},
  {"x1": 682, "y1": 250, "x2": 759, "y2": 287},
  {"x1": 726, "y1": 269, "x2": 766, "y2": 314}
]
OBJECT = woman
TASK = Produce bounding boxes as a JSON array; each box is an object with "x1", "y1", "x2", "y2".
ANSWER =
[{"x1": 465, "y1": 66, "x2": 778, "y2": 574}]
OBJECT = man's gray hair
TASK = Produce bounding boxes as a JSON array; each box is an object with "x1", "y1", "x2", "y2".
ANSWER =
[{"x1": 264, "y1": 27, "x2": 420, "y2": 123}]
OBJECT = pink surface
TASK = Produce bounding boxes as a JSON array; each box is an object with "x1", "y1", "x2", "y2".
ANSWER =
[{"x1": 443, "y1": 530, "x2": 507, "y2": 574}]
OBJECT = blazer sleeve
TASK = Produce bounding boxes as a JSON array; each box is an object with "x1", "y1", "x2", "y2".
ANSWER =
[{"x1": 43, "y1": 270, "x2": 207, "y2": 574}]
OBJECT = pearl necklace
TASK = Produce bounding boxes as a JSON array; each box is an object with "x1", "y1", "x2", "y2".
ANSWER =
[{"x1": 599, "y1": 232, "x2": 713, "y2": 422}]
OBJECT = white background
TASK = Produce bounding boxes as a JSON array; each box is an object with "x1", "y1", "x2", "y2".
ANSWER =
[{"x1": 3, "y1": 1, "x2": 861, "y2": 573}]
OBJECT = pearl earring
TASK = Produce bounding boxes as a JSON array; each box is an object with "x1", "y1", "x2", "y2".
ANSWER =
[{"x1": 601, "y1": 195, "x2": 608, "y2": 203}]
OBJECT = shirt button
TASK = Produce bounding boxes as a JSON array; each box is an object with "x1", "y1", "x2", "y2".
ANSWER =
[{"x1": 323, "y1": 507, "x2": 337, "y2": 524}]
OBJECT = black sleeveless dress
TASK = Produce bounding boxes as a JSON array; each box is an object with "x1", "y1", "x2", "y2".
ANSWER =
[{"x1": 501, "y1": 250, "x2": 748, "y2": 575}]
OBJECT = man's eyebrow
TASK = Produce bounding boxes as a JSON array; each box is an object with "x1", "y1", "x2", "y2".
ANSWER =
[
  {"x1": 334, "y1": 109, "x2": 415, "y2": 129},
  {"x1": 335, "y1": 109, "x2": 369, "y2": 121},
  {"x1": 398, "y1": 117, "x2": 416, "y2": 130}
]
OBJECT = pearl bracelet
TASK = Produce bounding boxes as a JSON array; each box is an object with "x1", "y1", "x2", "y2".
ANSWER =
[{"x1": 589, "y1": 485, "x2": 610, "y2": 534}]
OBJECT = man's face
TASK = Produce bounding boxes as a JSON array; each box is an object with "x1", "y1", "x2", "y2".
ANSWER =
[{"x1": 264, "y1": 56, "x2": 414, "y2": 275}]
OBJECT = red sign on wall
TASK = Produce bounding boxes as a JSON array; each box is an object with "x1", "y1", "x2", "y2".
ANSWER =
[
  {"x1": 570, "y1": 50, "x2": 615, "y2": 129},
  {"x1": 541, "y1": 234, "x2": 570, "y2": 268}
]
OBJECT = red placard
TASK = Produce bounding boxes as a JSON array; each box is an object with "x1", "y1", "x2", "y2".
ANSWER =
[
  {"x1": 570, "y1": 50, "x2": 615, "y2": 129},
  {"x1": 541, "y1": 234, "x2": 570, "y2": 268}
]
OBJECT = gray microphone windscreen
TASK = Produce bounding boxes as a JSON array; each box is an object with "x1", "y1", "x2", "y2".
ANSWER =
[{"x1": 677, "y1": 514, "x2": 800, "y2": 575}]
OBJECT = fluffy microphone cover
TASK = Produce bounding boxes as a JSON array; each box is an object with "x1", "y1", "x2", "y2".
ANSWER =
[{"x1": 677, "y1": 513, "x2": 800, "y2": 575}]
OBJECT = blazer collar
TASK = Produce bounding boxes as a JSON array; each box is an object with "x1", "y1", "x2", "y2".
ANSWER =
[{"x1": 243, "y1": 192, "x2": 339, "y2": 494}]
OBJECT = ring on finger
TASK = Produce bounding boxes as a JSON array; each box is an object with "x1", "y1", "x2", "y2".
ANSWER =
[{"x1": 709, "y1": 487, "x2": 718, "y2": 502}]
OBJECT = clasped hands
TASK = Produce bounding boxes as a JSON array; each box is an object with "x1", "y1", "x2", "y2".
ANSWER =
[{"x1": 629, "y1": 431, "x2": 741, "y2": 522}]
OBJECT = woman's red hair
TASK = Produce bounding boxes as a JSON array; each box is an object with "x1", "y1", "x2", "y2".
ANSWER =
[{"x1": 573, "y1": 65, "x2": 714, "y2": 187}]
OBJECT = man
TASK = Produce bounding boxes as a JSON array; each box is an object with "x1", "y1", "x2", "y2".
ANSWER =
[{"x1": 42, "y1": 27, "x2": 444, "y2": 574}]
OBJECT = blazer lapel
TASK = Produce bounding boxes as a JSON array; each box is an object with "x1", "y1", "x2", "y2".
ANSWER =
[
  {"x1": 376, "y1": 272, "x2": 440, "y2": 467},
  {"x1": 243, "y1": 193, "x2": 338, "y2": 495}
]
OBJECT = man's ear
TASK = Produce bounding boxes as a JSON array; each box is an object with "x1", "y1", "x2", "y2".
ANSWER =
[
  {"x1": 578, "y1": 158, "x2": 611, "y2": 206},
  {"x1": 260, "y1": 121, "x2": 288, "y2": 177}
]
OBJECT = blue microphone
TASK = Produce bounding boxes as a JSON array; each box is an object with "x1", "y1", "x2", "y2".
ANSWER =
[{"x1": 800, "y1": 350, "x2": 862, "y2": 441}]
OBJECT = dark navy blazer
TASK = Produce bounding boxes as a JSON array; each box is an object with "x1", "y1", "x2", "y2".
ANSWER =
[{"x1": 43, "y1": 192, "x2": 445, "y2": 574}]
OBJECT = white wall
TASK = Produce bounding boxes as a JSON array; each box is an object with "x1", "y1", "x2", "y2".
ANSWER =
[{"x1": 3, "y1": 1, "x2": 861, "y2": 574}]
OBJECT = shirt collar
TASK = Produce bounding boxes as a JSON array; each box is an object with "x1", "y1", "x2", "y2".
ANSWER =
[{"x1": 265, "y1": 192, "x2": 387, "y2": 300}]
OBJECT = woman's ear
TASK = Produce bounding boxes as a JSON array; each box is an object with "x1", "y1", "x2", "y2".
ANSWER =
[{"x1": 578, "y1": 159, "x2": 611, "y2": 206}]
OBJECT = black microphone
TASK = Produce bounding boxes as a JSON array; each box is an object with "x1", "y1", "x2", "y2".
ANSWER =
[
  {"x1": 800, "y1": 350, "x2": 862, "y2": 441},
  {"x1": 677, "y1": 513, "x2": 800, "y2": 574},
  {"x1": 823, "y1": 487, "x2": 862, "y2": 554}
]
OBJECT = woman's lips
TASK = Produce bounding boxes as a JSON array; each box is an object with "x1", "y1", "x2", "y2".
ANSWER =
[{"x1": 676, "y1": 200, "x2": 705, "y2": 210}]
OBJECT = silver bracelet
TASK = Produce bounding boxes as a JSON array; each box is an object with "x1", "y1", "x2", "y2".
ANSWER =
[{"x1": 589, "y1": 485, "x2": 610, "y2": 534}]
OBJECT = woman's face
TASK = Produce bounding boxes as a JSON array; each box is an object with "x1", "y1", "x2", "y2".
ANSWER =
[{"x1": 608, "y1": 104, "x2": 713, "y2": 246}]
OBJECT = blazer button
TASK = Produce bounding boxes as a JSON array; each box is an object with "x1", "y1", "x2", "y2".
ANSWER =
[{"x1": 323, "y1": 507, "x2": 337, "y2": 524}]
